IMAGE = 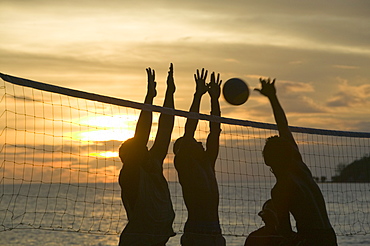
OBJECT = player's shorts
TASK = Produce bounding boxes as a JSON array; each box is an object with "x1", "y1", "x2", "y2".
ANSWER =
[{"x1": 180, "y1": 221, "x2": 226, "y2": 246}]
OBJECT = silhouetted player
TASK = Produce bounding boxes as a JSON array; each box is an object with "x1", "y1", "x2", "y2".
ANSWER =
[
  {"x1": 173, "y1": 69, "x2": 225, "y2": 246},
  {"x1": 118, "y1": 64, "x2": 176, "y2": 246},
  {"x1": 255, "y1": 78, "x2": 337, "y2": 246},
  {"x1": 244, "y1": 199, "x2": 292, "y2": 246}
]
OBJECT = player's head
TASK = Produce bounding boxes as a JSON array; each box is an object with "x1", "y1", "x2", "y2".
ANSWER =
[
  {"x1": 119, "y1": 138, "x2": 149, "y2": 164},
  {"x1": 262, "y1": 135, "x2": 293, "y2": 169},
  {"x1": 173, "y1": 137, "x2": 205, "y2": 157},
  {"x1": 258, "y1": 199, "x2": 278, "y2": 227}
]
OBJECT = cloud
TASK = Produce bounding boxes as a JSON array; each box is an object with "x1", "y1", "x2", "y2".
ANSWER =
[
  {"x1": 332, "y1": 65, "x2": 359, "y2": 70},
  {"x1": 352, "y1": 121, "x2": 370, "y2": 132},
  {"x1": 285, "y1": 96, "x2": 327, "y2": 114},
  {"x1": 1, "y1": 0, "x2": 370, "y2": 132},
  {"x1": 252, "y1": 79, "x2": 325, "y2": 114},
  {"x1": 326, "y1": 80, "x2": 370, "y2": 107},
  {"x1": 2, "y1": 0, "x2": 370, "y2": 56},
  {"x1": 275, "y1": 80, "x2": 315, "y2": 93}
]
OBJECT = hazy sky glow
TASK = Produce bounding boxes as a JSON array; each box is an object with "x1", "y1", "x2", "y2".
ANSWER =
[
  {"x1": 2, "y1": 4, "x2": 370, "y2": 241},
  {"x1": 1, "y1": 0, "x2": 370, "y2": 132}
]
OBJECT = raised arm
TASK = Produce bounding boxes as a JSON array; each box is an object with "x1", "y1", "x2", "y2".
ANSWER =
[
  {"x1": 183, "y1": 68, "x2": 208, "y2": 139},
  {"x1": 206, "y1": 72, "x2": 222, "y2": 167},
  {"x1": 255, "y1": 78, "x2": 296, "y2": 146},
  {"x1": 133, "y1": 68, "x2": 157, "y2": 146},
  {"x1": 151, "y1": 63, "x2": 176, "y2": 160}
]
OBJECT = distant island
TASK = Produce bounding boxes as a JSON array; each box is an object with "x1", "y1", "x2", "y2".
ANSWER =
[{"x1": 332, "y1": 155, "x2": 370, "y2": 182}]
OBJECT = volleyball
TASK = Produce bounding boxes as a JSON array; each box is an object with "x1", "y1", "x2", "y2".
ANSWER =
[{"x1": 222, "y1": 78, "x2": 250, "y2": 105}]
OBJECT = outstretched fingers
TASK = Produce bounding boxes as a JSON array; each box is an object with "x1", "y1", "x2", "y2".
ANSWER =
[
  {"x1": 146, "y1": 67, "x2": 157, "y2": 97},
  {"x1": 216, "y1": 73, "x2": 222, "y2": 86},
  {"x1": 208, "y1": 72, "x2": 222, "y2": 99},
  {"x1": 255, "y1": 77, "x2": 276, "y2": 97},
  {"x1": 167, "y1": 63, "x2": 173, "y2": 77},
  {"x1": 209, "y1": 72, "x2": 221, "y2": 85},
  {"x1": 146, "y1": 67, "x2": 156, "y2": 82},
  {"x1": 166, "y1": 63, "x2": 175, "y2": 93},
  {"x1": 194, "y1": 68, "x2": 208, "y2": 95},
  {"x1": 196, "y1": 68, "x2": 208, "y2": 81}
]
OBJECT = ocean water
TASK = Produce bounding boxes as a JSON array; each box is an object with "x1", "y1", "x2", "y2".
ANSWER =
[{"x1": 1, "y1": 182, "x2": 369, "y2": 245}]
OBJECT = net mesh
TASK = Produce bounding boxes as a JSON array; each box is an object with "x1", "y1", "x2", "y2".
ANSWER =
[{"x1": 1, "y1": 73, "x2": 370, "y2": 236}]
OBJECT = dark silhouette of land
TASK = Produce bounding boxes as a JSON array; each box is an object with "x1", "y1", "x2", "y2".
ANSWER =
[{"x1": 332, "y1": 155, "x2": 370, "y2": 182}]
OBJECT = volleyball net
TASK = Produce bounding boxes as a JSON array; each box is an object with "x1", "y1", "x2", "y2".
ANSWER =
[{"x1": 1, "y1": 73, "x2": 369, "y2": 237}]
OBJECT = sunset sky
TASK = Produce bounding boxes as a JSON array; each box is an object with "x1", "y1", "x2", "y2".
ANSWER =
[
  {"x1": 1, "y1": 0, "x2": 370, "y2": 132},
  {"x1": 2, "y1": 3, "x2": 370, "y2": 241}
]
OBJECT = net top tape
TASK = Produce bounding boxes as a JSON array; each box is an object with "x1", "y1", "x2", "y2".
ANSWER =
[{"x1": 1, "y1": 72, "x2": 370, "y2": 138}]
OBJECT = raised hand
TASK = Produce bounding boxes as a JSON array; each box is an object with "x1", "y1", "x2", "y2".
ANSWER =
[
  {"x1": 208, "y1": 72, "x2": 222, "y2": 99},
  {"x1": 194, "y1": 68, "x2": 208, "y2": 96},
  {"x1": 255, "y1": 78, "x2": 276, "y2": 98},
  {"x1": 146, "y1": 67, "x2": 157, "y2": 98},
  {"x1": 166, "y1": 63, "x2": 175, "y2": 94}
]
